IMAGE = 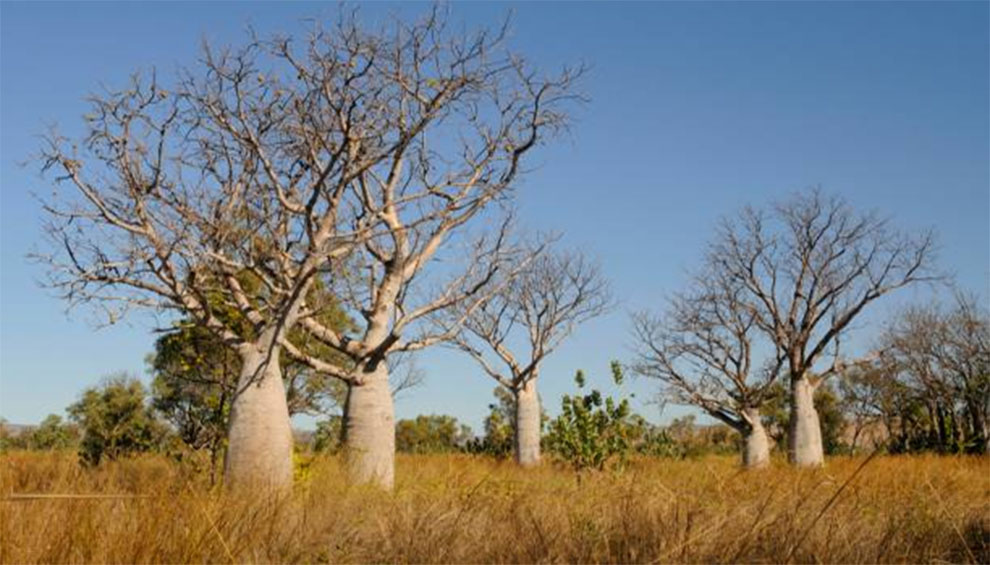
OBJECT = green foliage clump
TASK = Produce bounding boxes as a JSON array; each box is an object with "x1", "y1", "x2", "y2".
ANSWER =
[
  {"x1": 149, "y1": 324, "x2": 234, "y2": 463},
  {"x1": 67, "y1": 374, "x2": 171, "y2": 465},
  {"x1": 29, "y1": 414, "x2": 78, "y2": 451},
  {"x1": 466, "y1": 387, "x2": 516, "y2": 457},
  {"x1": 0, "y1": 420, "x2": 25, "y2": 452},
  {"x1": 147, "y1": 275, "x2": 353, "y2": 476},
  {"x1": 395, "y1": 415, "x2": 472, "y2": 454},
  {"x1": 815, "y1": 383, "x2": 849, "y2": 455},
  {"x1": 312, "y1": 416, "x2": 344, "y2": 454},
  {"x1": 623, "y1": 414, "x2": 684, "y2": 458},
  {"x1": 545, "y1": 361, "x2": 633, "y2": 472}
]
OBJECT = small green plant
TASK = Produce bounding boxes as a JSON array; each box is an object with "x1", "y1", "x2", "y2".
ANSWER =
[
  {"x1": 545, "y1": 361, "x2": 633, "y2": 472},
  {"x1": 632, "y1": 422, "x2": 686, "y2": 458}
]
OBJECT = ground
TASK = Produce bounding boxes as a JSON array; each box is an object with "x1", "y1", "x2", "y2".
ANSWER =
[{"x1": 1, "y1": 452, "x2": 987, "y2": 563}]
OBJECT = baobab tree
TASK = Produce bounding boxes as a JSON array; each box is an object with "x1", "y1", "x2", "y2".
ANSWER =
[
  {"x1": 631, "y1": 268, "x2": 782, "y2": 468},
  {"x1": 712, "y1": 188, "x2": 938, "y2": 466},
  {"x1": 445, "y1": 246, "x2": 612, "y2": 466},
  {"x1": 256, "y1": 15, "x2": 582, "y2": 487},
  {"x1": 36, "y1": 66, "x2": 372, "y2": 489},
  {"x1": 35, "y1": 9, "x2": 576, "y2": 489}
]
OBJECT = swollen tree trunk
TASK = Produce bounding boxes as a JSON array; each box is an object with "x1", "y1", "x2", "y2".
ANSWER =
[
  {"x1": 224, "y1": 346, "x2": 294, "y2": 489},
  {"x1": 514, "y1": 378, "x2": 541, "y2": 467},
  {"x1": 788, "y1": 377, "x2": 824, "y2": 466},
  {"x1": 741, "y1": 408, "x2": 770, "y2": 469},
  {"x1": 343, "y1": 360, "x2": 395, "y2": 489}
]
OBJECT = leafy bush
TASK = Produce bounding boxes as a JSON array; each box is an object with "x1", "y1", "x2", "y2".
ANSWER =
[
  {"x1": 29, "y1": 414, "x2": 78, "y2": 451},
  {"x1": 465, "y1": 387, "x2": 516, "y2": 457},
  {"x1": 624, "y1": 415, "x2": 685, "y2": 458},
  {"x1": 395, "y1": 415, "x2": 472, "y2": 454},
  {"x1": 67, "y1": 374, "x2": 171, "y2": 465},
  {"x1": 545, "y1": 361, "x2": 633, "y2": 472}
]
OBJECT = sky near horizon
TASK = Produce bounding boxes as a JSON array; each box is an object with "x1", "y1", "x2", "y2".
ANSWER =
[{"x1": 1, "y1": 2, "x2": 987, "y2": 432}]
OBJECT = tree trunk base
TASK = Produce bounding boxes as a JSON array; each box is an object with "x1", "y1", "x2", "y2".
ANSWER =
[
  {"x1": 224, "y1": 349, "x2": 294, "y2": 490},
  {"x1": 514, "y1": 379, "x2": 541, "y2": 467},
  {"x1": 343, "y1": 363, "x2": 395, "y2": 489},
  {"x1": 789, "y1": 378, "x2": 825, "y2": 467},
  {"x1": 742, "y1": 410, "x2": 771, "y2": 469}
]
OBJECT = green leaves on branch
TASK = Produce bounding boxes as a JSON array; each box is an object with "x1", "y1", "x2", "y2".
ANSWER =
[{"x1": 545, "y1": 361, "x2": 633, "y2": 472}]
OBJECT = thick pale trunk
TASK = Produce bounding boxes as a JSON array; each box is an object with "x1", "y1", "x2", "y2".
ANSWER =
[
  {"x1": 741, "y1": 408, "x2": 770, "y2": 469},
  {"x1": 343, "y1": 361, "x2": 395, "y2": 489},
  {"x1": 224, "y1": 347, "x2": 294, "y2": 489},
  {"x1": 514, "y1": 379, "x2": 541, "y2": 467},
  {"x1": 788, "y1": 377, "x2": 824, "y2": 467}
]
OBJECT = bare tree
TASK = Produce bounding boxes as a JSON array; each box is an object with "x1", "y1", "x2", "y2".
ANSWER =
[
  {"x1": 871, "y1": 292, "x2": 990, "y2": 453},
  {"x1": 36, "y1": 60, "x2": 370, "y2": 489},
  {"x1": 34, "y1": 9, "x2": 576, "y2": 489},
  {"x1": 930, "y1": 293, "x2": 989, "y2": 453},
  {"x1": 446, "y1": 245, "x2": 612, "y2": 466},
  {"x1": 835, "y1": 363, "x2": 895, "y2": 452},
  {"x1": 712, "y1": 188, "x2": 938, "y2": 466},
  {"x1": 631, "y1": 267, "x2": 781, "y2": 468},
  {"x1": 264, "y1": 12, "x2": 582, "y2": 487}
]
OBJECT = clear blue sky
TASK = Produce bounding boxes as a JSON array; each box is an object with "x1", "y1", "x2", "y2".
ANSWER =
[{"x1": 2, "y1": 2, "x2": 987, "y2": 432}]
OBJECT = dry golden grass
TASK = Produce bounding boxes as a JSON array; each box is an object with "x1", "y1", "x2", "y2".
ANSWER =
[{"x1": 1, "y1": 451, "x2": 988, "y2": 564}]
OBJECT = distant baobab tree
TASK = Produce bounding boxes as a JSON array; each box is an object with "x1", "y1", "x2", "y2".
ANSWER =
[
  {"x1": 446, "y1": 244, "x2": 612, "y2": 466},
  {"x1": 631, "y1": 268, "x2": 781, "y2": 468},
  {"x1": 34, "y1": 7, "x2": 579, "y2": 489},
  {"x1": 710, "y1": 188, "x2": 938, "y2": 466}
]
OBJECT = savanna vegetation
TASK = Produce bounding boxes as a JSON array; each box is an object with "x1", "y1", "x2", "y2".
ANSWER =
[
  {"x1": 2, "y1": 5, "x2": 988, "y2": 565},
  {"x1": 1, "y1": 451, "x2": 987, "y2": 564}
]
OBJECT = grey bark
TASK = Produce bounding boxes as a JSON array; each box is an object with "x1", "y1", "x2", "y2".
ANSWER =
[
  {"x1": 788, "y1": 377, "x2": 824, "y2": 466},
  {"x1": 343, "y1": 361, "x2": 395, "y2": 489},
  {"x1": 514, "y1": 379, "x2": 541, "y2": 467},
  {"x1": 224, "y1": 346, "x2": 294, "y2": 489},
  {"x1": 741, "y1": 408, "x2": 771, "y2": 469}
]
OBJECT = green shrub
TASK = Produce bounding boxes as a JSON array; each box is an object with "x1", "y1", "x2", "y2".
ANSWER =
[
  {"x1": 545, "y1": 361, "x2": 632, "y2": 472},
  {"x1": 29, "y1": 414, "x2": 78, "y2": 451},
  {"x1": 395, "y1": 415, "x2": 472, "y2": 454},
  {"x1": 67, "y1": 374, "x2": 171, "y2": 465}
]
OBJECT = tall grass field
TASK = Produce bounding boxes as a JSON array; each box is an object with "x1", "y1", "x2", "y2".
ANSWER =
[{"x1": 1, "y1": 452, "x2": 987, "y2": 563}]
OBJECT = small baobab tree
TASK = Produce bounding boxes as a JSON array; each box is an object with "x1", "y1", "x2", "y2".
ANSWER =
[
  {"x1": 631, "y1": 268, "x2": 782, "y2": 468},
  {"x1": 445, "y1": 246, "x2": 612, "y2": 466},
  {"x1": 712, "y1": 188, "x2": 938, "y2": 466}
]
